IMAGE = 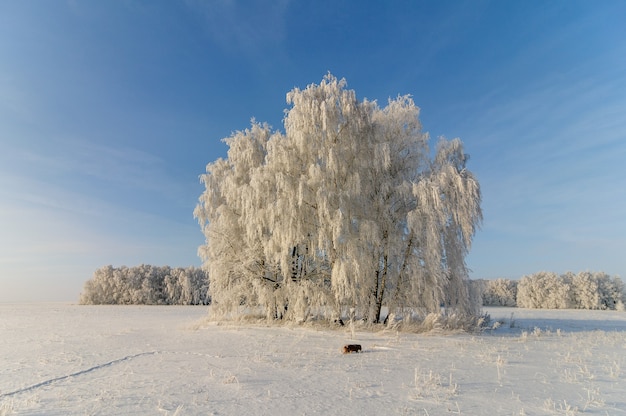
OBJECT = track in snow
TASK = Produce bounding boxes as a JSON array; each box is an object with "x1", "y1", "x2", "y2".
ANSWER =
[{"x1": 0, "y1": 351, "x2": 158, "y2": 399}]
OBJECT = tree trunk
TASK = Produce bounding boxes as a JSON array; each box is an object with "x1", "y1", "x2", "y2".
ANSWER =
[
  {"x1": 374, "y1": 252, "x2": 388, "y2": 323},
  {"x1": 392, "y1": 234, "x2": 414, "y2": 308}
]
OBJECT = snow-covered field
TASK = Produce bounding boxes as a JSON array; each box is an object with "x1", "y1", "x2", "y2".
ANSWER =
[{"x1": 1, "y1": 304, "x2": 625, "y2": 415}]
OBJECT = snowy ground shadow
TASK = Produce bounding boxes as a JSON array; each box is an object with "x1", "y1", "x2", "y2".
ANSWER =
[{"x1": 484, "y1": 307, "x2": 626, "y2": 336}]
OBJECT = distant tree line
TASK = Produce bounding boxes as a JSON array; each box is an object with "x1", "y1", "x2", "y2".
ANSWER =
[
  {"x1": 472, "y1": 271, "x2": 625, "y2": 311},
  {"x1": 79, "y1": 265, "x2": 210, "y2": 305}
]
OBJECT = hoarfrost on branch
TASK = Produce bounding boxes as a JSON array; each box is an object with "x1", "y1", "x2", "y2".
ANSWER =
[{"x1": 194, "y1": 74, "x2": 482, "y2": 323}]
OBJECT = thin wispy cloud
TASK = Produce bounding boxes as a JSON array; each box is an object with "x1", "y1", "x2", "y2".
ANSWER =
[
  {"x1": 4, "y1": 137, "x2": 187, "y2": 205},
  {"x1": 185, "y1": 0, "x2": 290, "y2": 62}
]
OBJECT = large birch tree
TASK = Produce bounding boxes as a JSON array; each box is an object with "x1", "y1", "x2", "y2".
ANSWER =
[{"x1": 195, "y1": 74, "x2": 482, "y2": 323}]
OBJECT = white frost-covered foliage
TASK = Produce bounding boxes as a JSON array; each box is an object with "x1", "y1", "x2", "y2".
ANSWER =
[
  {"x1": 79, "y1": 265, "x2": 210, "y2": 305},
  {"x1": 195, "y1": 74, "x2": 482, "y2": 323},
  {"x1": 517, "y1": 272, "x2": 571, "y2": 309},
  {"x1": 516, "y1": 271, "x2": 625, "y2": 310},
  {"x1": 567, "y1": 271, "x2": 626, "y2": 310},
  {"x1": 482, "y1": 278, "x2": 518, "y2": 307}
]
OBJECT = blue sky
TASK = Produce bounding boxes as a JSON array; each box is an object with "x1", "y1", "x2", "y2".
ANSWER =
[{"x1": 1, "y1": 1, "x2": 625, "y2": 302}]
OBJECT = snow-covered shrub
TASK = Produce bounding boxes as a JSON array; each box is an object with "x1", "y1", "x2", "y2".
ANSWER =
[
  {"x1": 396, "y1": 312, "x2": 485, "y2": 333},
  {"x1": 79, "y1": 265, "x2": 209, "y2": 305},
  {"x1": 517, "y1": 272, "x2": 571, "y2": 309},
  {"x1": 482, "y1": 278, "x2": 518, "y2": 307},
  {"x1": 195, "y1": 74, "x2": 482, "y2": 324}
]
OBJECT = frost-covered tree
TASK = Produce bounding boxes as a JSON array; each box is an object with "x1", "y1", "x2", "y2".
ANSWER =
[
  {"x1": 568, "y1": 271, "x2": 600, "y2": 310},
  {"x1": 469, "y1": 279, "x2": 489, "y2": 303},
  {"x1": 195, "y1": 74, "x2": 482, "y2": 323},
  {"x1": 79, "y1": 265, "x2": 209, "y2": 305},
  {"x1": 593, "y1": 272, "x2": 626, "y2": 310},
  {"x1": 482, "y1": 278, "x2": 518, "y2": 307},
  {"x1": 569, "y1": 271, "x2": 625, "y2": 310},
  {"x1": 517, "y1": 271, "x2": 571, "y2": 309},
  {"x1": 516, "y1": 270, "x2": 625, "y2": 310}
]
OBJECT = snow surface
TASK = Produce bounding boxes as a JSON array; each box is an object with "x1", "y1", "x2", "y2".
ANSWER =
[{"x1": 1, "y1": 304, "x2": 625, "y2": 415}]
